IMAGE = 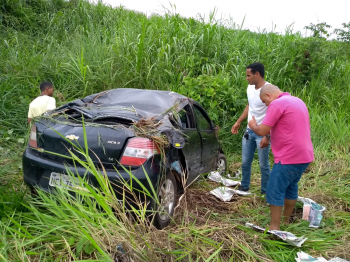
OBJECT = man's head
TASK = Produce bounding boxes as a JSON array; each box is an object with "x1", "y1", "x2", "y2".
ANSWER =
[
  {"x1": 260, "y1": 84, "x2": 282, "y2": 106},
  {"x1": 40, "y1": 81, "x2": 54, "y2": 96},
  {"x1": 246, "y1": 62, "x2": 265, "y2": 85}
]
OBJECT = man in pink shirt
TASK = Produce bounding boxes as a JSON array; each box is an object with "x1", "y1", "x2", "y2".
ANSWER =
[{"x1": 248, "y1": 84, "x2": 314, "y2": 230}]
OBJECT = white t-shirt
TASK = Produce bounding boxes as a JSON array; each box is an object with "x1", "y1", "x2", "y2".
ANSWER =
[
  {"x1": 247, "y1": 81, "x2": 269, "y2": 127},
  {"x1": 28, "y1": 95, "x2": 56, "y2": 118}
]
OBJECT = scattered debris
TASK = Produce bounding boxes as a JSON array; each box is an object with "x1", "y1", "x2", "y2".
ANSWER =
[
  {"x1": 295, "y1": 251, "x2": 349, "y2": 262},
  {"x1": 228, "y1": 170, "x2": 241, "y2": 179},
  {"x1": 245, "y1": 223, "x2": 307, "y2": 247},
  {"x1": 298, "y1": 196, "x2": 326, "y2": 228},
  {"x1": 210, "y1": 187, "x2": 252, "y2": 202},
  {"x1": 210, "y1": 187, "x2": 236, "y2": 201},
  {"x1": 208, "y1": 171, "x2": 241, "y2": 186}
]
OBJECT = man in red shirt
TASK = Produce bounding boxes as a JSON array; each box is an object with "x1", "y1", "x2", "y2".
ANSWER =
[{"x1": 248, "y1": 84, "x2": 314, "y2": 230}]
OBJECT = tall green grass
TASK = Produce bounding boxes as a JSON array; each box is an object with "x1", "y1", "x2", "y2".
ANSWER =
[
  {"x1": 0, "y1": 128, "x2": 274, "y2": 261},
  {"x1": 1, "y1": 0, "x2": 350, "y2": 261}
]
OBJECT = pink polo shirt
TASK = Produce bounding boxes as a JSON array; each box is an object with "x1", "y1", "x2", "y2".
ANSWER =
[{"x1": 262, "y1": 92, "x2": 314, "y2": 164}]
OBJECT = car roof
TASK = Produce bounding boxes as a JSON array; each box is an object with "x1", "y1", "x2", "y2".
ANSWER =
[{"x1": 53, "y1": 88, "x2": 190, "y2": 121}]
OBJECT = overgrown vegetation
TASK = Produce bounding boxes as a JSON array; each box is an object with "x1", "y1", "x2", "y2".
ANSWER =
[{"x1": 0, "y1": 0, "x2": 349, "y2": 261}]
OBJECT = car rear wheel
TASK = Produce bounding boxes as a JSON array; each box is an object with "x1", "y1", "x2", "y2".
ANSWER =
[
  {"x1": 152, "y1": 171, "x2": 178, "y2": 229},
  {"x1": 217, "y1": 153, "x2": 227, "y2": 175}
]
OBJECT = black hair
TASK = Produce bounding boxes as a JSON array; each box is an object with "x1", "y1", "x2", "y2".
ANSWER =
[
  {"x1": 40, "y1": 81, "x2": 53, "y2": 92},
  {"x1": 247, "y1": 62, "x2": 265, "y2": 78}
]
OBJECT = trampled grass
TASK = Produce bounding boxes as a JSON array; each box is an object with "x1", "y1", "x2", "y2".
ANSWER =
[{"x1": 1, "y1": 0, "x2": 350, "y2": 261}]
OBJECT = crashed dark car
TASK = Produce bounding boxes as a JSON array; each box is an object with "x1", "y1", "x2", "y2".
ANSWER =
[{"x1": 23, "y1": 88, "x2": 227, "y2": 228}]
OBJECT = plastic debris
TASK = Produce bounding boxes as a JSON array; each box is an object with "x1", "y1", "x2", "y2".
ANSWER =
[
  {"x1": 208, "y1": 171, "x2": 241, "y2": 186},
  {"x1": 210, "y1": 187, "x2": 252, "y2": 201},
  {"x1": 245, "y1": 223, "x2": 307, "y2": 247},
  {"x1": 295, "y1": 251, "x2": 349, "y2": 262},
  {"x1": 210, "y1": 187, "x2": 236, "y2": 201},
  {"x1": 298, "y1": 197, "x2": 326, "y2": 228}
]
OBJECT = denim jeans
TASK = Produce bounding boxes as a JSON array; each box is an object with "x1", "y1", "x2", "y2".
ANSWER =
[
  {"x1": 241, "y1": 128, "x2": 271, "y2": 193},
  {"x1": 266, "y1": 162, "x2": 310, "y2": 206}
]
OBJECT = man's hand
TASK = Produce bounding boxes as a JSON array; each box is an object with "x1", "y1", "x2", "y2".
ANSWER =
[
  {"x1": 259, "y1": 136, "x2": 269, "y2": 148},
  {"x1": 231, "y1": 122, "x2": 241, "y2": 134},
  {"x1": 248, "y1": 116, "x2": 257, "y2": 130},
  {"x1": 249, "y1": 116, "x2": 272, "y2": 136}
]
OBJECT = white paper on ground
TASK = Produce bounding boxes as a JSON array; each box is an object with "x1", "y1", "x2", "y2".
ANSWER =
[
  {"x1": 210, "y1": 187, "x2": 236, "y2": 201},
  {"x1": 295, "y1": 251, "x2": 328, "y2": 262},
  {"x1": 295, "y1": 251, "x2": 349, "y2": 262},
  {"x1": 245, "y1": 223, "x2": 307, "y2": 247},
  {"x1": 210, "y1": 187, "x2": 252, "y2": 201},
  {"x1": 208, "y1": 171, "x2": 241, "y2": 186}
]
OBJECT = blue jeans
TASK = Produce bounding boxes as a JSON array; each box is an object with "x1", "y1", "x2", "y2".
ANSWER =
[
  {"x1": 267, "y1": 162, "x2": 310, "y2": 206},
  {"x1": 241, "y1": 128, "x2": 271, "y2": 193}
]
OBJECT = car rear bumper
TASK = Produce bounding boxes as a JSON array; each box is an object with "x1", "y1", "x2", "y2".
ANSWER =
[{"x1": 23, "y1": 148, "x2": 162, "y2": 198}]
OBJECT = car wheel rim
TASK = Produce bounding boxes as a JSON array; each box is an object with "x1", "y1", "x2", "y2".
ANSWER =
[
  {"x1": 158, "y1": 178, "x2": 175, "y2": 221},
  {"x1": 217, "y1": 158, "x2": 226, "y2": 174}
]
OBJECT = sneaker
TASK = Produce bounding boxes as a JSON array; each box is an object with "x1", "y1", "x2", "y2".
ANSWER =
[{"x1": 238, "y1": 186, "x2": 249, "y2": 192}]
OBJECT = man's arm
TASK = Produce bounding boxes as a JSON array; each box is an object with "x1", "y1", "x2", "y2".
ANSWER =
[
  {"x1": 28, "y1": 118, "x2": 32, "y2": 124},
  {"x1": 231, "y1": 104, "x2": 249, "y2": 134},
  {"x1": 248, "y1": 116, "x2": 271, "y2": 136}
]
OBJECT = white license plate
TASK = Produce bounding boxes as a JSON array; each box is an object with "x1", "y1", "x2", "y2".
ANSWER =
[{"x1": 49, "y1": 172, "x2": 83, "y2": 189}]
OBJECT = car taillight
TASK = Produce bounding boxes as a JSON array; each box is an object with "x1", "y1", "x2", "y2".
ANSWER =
[
  {"x1": 29, "y1": 124, "x2": 37, "y2": 148},
  {"x1": 120, "y1": 137, "x2": 160, "y2": 166}
]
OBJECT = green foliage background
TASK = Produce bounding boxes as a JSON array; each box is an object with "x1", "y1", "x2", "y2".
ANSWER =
[{"x1": 1, "y1": 0, "x2": 350, "y2": 153}]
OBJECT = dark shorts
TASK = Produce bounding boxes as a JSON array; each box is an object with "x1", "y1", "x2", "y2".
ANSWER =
[{"x1": 266, "y1": 162, "x2": 310, "y2": 206}]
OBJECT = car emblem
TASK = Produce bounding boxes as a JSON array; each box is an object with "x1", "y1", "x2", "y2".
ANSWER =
[
  {"x1": 66, "y1": 135, "x2": 79, "y2": 140},
  {"x1": 107, "y1": 141, "x2": 120, "y2": 145}
]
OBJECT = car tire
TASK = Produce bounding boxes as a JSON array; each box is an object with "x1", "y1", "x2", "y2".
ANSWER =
[
  {"x1": 151, "y1": 171, "x2": 178, "y2": 229},
  {"x1": 217, "y1": 153, "x2": 227, "y2": 175}
]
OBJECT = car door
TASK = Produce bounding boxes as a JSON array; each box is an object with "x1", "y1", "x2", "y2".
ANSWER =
[
  {"x1": 193, "y1": 104, "x2": 220, "y2": 175},
  {"x1": 177, "y1": 105, "x2": 202, "y2": 184}
]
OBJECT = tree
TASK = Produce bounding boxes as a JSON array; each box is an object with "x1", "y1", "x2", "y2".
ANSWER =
[
  {"x1": 304, "y1": 22, "x2": 332, "y2": 38},
  {"x1": 334, "y1": 22, "x2": 350, "y2": 42}
]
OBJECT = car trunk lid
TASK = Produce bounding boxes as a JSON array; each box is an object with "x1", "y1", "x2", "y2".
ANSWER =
[{"x1": 35, "y1": 118, "x2": 135, "y2": 168}]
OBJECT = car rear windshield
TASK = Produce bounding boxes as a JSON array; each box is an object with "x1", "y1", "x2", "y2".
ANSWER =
[{"x1": 53, "y1": 109, "x2": 133, "y2": 126}]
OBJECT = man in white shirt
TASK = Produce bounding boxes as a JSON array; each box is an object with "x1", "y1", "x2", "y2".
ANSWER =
[
  {"x1": 28, "y1": 81, "x2": 56, "y2": 123},
  {"x1": 231, "y1": 62, "x2": 271, "y2": 194}
]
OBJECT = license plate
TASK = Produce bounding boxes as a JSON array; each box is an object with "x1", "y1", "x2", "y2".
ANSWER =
[{"x1": 49, "y1": 172, "x2": 83, "y2": 189}]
